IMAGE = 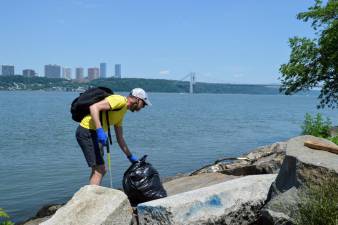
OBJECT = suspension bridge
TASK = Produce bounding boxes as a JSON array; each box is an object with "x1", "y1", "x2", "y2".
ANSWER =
[{"x1": 179, "y1": 72, "x2": 196, "y2": 94}]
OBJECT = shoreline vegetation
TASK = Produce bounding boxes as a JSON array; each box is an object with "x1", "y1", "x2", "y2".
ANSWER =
[{"x1": 0, "y1": 75, "x2": 283, "y2": 95}]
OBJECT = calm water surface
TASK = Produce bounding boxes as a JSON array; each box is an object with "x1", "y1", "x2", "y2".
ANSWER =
[{"x1": 0, "y1": 91, "x2": 337, "y2": 222}]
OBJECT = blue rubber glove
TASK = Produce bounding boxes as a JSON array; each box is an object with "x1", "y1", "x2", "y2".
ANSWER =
[
  {"x1": 96, "y1": 128, "x2": 107, "y2": 146},
  {"x1": 127, "y1": 154, "x2": 138, "y2": 163}
]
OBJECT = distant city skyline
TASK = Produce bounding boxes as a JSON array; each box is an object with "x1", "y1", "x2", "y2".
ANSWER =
[
  {"x1": 0, "y1": 62, "x2": 121, "y2": 80},
  {"x1": 1, "y1": 65, "x2": 15, "y2": 76},
  {"x1": 75, "y1": 67, "x2": 84, "y2": 81},
  {"x1": 62, "y1": 67, "x2": 72, "y2": 80},
  {"x1": 0, "y1": 1, "x2": 316, "y2": 84},
  {"x1": 115, "y1": 64, "x2": 121, "y2": 79},
  {"x1": 100, "y1": 63, "x2": 107, "y2": 78}
]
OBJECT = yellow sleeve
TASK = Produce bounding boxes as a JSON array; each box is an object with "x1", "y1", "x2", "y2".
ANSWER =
[{"x1": 106, "y1": 95, "x2": 127, "y2": 110}]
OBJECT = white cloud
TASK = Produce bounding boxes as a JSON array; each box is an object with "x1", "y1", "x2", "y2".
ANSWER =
[{"x1": 159, "y1": 70, "x2": 170, "y2": 75}]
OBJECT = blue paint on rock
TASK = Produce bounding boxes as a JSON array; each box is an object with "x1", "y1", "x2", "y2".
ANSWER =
[
  {"x1": 184, "y1": 195, "x2": 223, "y2": 218},
  {"x1": 207, "y1": 195, "x2": 222, "y2": 207}
]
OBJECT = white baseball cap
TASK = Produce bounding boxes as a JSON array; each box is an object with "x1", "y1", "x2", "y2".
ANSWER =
[{"x1": 130, "y1": 88, "x2": 152, "y2": 106}]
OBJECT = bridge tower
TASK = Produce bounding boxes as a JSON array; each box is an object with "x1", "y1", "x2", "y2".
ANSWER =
[
  {"x1": 189, "y1": 72, "x2": 196, "y2": 94},
  {"x1": 180, "y1": 72, "x2": 196, "y2": 94}
]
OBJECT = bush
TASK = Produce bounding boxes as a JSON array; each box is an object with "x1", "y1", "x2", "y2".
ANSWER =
[
  {"x1": 295, "y1": 177, "x2": 338, "y2": 225},
  {"x1": 0, "y1": 208, "x2": 14, "y2": 225},
  {"x1": 329, "y1": 136, "x2": 338, "y2": 145},
  {"x1": 301, "y1": 113, "x2": 332, "y2": 138}
]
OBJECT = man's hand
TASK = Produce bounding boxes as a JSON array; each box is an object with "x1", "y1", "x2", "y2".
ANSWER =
[
  {"x1": 127, "y1": 154, "x2": 138, "y2": 163},
  {"x1": 96, "y1": 128, "x2": 107, "y2": 146}
]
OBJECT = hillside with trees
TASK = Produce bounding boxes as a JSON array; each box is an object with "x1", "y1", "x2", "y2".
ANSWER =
[{"x1": 0, "y1": 75, "x2": 280, "y2": 95}]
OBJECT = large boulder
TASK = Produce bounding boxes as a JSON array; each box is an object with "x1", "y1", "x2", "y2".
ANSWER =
[
  {"x1": 40, "y1": 185, "x2": 132, "y2": 225},
  {"x1": 261, "y1": 135, "x2": 338, "y2": 225},
  {"x1": 137, "y1": 174, "x2": 277, "y2": 225}
]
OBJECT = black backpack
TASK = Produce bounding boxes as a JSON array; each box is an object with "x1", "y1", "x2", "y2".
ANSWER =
[{"x1": 70, "y1": 86, "x2": 113, "y2": 122}]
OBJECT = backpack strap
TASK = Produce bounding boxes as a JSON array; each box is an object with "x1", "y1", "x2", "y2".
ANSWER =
[
  {"x1": 106, "y1": 111, "x2": 112, "y2": 145},
  {"x1": 100, "y1": 106, "x2": 124, "y2": 146},
  {"x1": 98, "y1": 111, "x2": 112, "y2": 145}
]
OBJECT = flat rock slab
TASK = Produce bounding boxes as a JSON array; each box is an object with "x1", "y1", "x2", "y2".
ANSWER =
[
  {"x1": 287, "y1": 135, "x2": 338, "y2": 172},
  {"x1": 138, "y1": 174, "x2": 277, "y2": 225},
  {"x1": 40, "y1": 185, "x2": 132, "y2": 225},
  {"x1": 163, "y1": 172, "x2": 238, "y2": 196}
]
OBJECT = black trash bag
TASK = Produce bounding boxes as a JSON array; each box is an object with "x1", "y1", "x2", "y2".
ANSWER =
[{"x1": 123, "y1": 155, "x2": 167, "y2": 206}]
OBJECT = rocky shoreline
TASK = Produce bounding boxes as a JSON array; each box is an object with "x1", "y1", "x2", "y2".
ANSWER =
[{"x1": 18, "y1": 135, "x2": 338, "y2": 225}]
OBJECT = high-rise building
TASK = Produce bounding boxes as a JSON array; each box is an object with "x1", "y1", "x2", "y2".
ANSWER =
[
  {"x1": 75, "y1": 67, "x2": 84, "y2": 81},
  {"x1": 62, "y1": 68, "x2": 72, "y2": 80},
  {"x1": 2, "y1": 65, "x2": 15, "y2": 76},
  {"x1": 88, "y1": 68, "x2": 99, "y2": 81},
  {"x1": 115, "y1": 64, "x2": 121, "y2": 78},
  {"x1": 100, "y1": 63, "x2": 107, "y2": 78},
  {"x1": 45, "y1": 64, "x2": 61, "y2": 78},
  {"x1": 23, "y1": 69, "x2": 36, "y2": 77}
]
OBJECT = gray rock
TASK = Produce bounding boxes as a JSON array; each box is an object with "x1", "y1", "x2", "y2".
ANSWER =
[
  {"x1": 19, "y1": 204, "x2": 63, "y2": 225},
  {"x1": 35, "y1": 204, "x2": 64, "y2": 218},
  {"x1": 137, "y1": 174, "x2": 277, "y2": 225},
  {"x1": 40, "y1": 185, "x2": 132, "y2": 225},
  {"x1": 262, "y1": 135, "x2": 338, "y2": 224},
  {"x1": 21, "y1": 217, "x2": 52, "y2": 225},
  {"x1": 190, "y1": 142, "x2": 286, "y2": 176},
  {"x1": 250, "y1": 142, "x2": 287, "y2": 174},
  {"x1": 261, "y1": 209, "x2": 293, "y2": 225}
]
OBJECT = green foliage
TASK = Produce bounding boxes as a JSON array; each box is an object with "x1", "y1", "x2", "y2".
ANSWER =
[
  {"x1": 301, "y1": 113, "x2": 332, "y2": 138},
  {"x1": 91, "y1": 78, "x2": 189, "y2": 93},
  {"x1": 0, "y1": 75, "x2": 83, "y2": 90},
  {"x1": 329, "y1": 135, "x2": 338, "y2": 145},
  {"x1": 92, "y1": 78, "x2": 279, "y2": 94},
  {"x1": 295, "y1": 177, "x2": 338, "y2": 225},
  {"x1": 279, "y1": 0, "x2": 338, "y2": 109},
  {"x1": 0, "y1": 76, "x2": 280, "y2": 95},
  {"x1": 0, "y1": 208, "x2": 14, "y2": 225},
  {"x1": 0, "y1": 222, "x2": 14, "y2": 225}
]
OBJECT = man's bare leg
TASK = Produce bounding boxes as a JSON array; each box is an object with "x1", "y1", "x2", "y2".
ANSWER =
[{"x1": 89, "y1": 165, "x2": 106, "y2": 185}]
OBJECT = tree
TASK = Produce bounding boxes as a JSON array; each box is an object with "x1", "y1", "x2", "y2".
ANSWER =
[{"x1": 279, "y1": 0, "x2": 338, "y2": 109}]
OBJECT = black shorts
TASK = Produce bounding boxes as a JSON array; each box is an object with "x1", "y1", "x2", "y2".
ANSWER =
[{"x1": 76, "y1": 125, "x2": 105, "y2": 167}]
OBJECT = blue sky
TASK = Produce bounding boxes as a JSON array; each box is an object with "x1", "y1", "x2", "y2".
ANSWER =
[{"x1": 0, "y1": 0, "x2": 316, "y2": 84}]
